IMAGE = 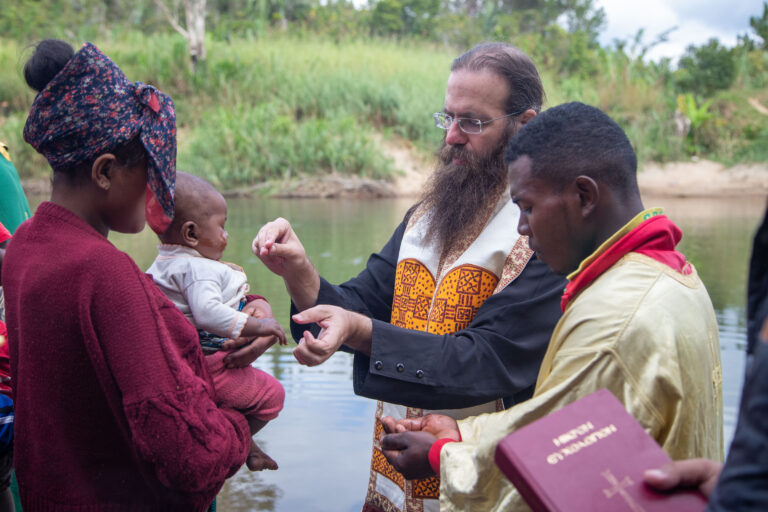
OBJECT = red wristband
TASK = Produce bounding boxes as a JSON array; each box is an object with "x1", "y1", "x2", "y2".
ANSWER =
[{"x1": 428, "y1": 437, "x2": 460, "y2": 474}]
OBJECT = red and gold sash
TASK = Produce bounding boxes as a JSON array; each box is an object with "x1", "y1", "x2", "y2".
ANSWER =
[{"x1": 561, "y1": 208, "x2": 690, "y2": 312}]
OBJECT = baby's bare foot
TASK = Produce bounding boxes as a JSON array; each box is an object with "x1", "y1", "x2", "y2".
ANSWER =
[{"x1": 246, "y1": 440, "x2": 278, "y2": 471}]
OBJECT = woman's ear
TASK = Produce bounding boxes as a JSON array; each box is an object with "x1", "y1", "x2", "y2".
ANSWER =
[
  {"x1": 181, "y1": 220, "x2": 199, "y2": 246},
  {"x1": 91, "y1": 153, "x2": 117, "y2": 191},
  {"x1": 574, "y1": 175, "x2": 600, "y2": 218}
]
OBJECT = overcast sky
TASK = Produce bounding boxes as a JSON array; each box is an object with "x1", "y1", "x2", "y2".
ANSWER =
[{"x1": 595, "y1": 0, "x2": 766, "y2": 61}]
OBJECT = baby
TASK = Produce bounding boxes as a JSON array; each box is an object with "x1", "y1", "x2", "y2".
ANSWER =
[{"x1": 148, "y1": 171, "x2": 286, "y2": 471}]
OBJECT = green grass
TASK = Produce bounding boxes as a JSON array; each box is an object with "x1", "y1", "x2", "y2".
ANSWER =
[
  {"x1": 1, "y1": 32, "x2": 765, "y2": 186},
  {"x1": 179, "y1": 103, "x2": 393, "y2": 187},
  {"x1": 0, "y1": 34, "x2": 449, "y2": 185}
]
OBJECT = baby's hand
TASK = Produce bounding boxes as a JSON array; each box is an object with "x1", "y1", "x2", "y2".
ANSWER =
[
  {"x1": 221, "y1": 318, "x2": 288, "y2": 368},
  {"x1": 253, "y1": 318, "x2": 288, "y2": 346}
]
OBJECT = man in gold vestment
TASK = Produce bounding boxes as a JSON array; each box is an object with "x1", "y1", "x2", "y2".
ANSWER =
[
  {"x1": 253, "y1": 44, "x2": 566, "y2": 512},
  {"x1": 381, "y1": 102, "x2": 723, "y2": 512}
]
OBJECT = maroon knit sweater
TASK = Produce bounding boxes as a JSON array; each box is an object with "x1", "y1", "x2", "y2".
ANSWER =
[{"x1": 2, "y1": 202, "x2": 250, "y2": 511}]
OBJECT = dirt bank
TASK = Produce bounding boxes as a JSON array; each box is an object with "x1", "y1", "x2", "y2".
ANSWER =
[
  {"x1": 22, "y1": 152, "x2": 767, "y2": 200},
  {"x1": 638, "y1": 159, "x2": 768, "y2": 198},
  {"x1": 266, "y1": 138, "x2": 767, "y2": 199}
]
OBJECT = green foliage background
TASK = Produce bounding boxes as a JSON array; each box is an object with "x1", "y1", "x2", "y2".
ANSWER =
[{"x1": 1, "y1": 0, "x2": 766, "y2": 189}]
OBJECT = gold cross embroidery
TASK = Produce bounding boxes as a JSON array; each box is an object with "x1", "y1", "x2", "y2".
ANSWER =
[{"x1": 601, "y1": 469, "x2": 646, "y2": 512}]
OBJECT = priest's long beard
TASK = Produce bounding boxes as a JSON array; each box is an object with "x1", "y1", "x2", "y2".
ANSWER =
[{"x1": 420, "y1": 135, "x2": 510, "y2": 255}]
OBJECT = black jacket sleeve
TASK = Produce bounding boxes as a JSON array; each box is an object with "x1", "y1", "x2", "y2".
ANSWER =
[
  {"x1": 708, "y1": 339, "x2": 768, "y2": 511},
  {"x1": 290, "y1": 218, "x2": 565, "y2": 410},
  {"x1": 747, "y1": 202, "x2": 768, "y2": 355}
]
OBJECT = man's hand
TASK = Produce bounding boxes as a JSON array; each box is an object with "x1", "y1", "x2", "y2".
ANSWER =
[
  {"x1": 643, "y1": 459, "x2": 723, "y2": 499},
  {"x1": 292, "y1": 305, "x2": 373, "y2": 366},
  {"x1": 380, "y1": 414, "x2": 461, "y2": 480},
  {"x1": 252, "y1": 217, "x2": 320, "y2": 310},
  {"x1": 381, "y1": 431, "x2": 438, "y2": 480},
  {"x1": 252, "y1": 217, "x2": 308, "y2": 277},
  {"x1": 381, "y1": 414, "x2": 461, "y2": 441}
]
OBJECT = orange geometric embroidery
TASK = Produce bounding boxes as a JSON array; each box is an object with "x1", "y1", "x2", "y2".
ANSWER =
[
  {"x1": 391, "y1": 259, "x2": 435, "y2": 331},
  {"x1": 402, "y1": 260, "x2": 420, "y2": 287},
  {"x1": 392, "y1": 260, "x2": 499, "y2": 335},
  {"x1": 427, "y1": 264, "x2": 498, "y2": 335},
  {"x1": 411, "y1": 476, "x2": 440, "y2": 499},
  {"x1": 429, "y1": 298, "x2": 447, "y2": 324},
  {"x1": 455, "y1": 306, "x2": 473, "y2": 323},
  {"x1": 374, "y1": 418, "x2": 385, "y2": 447},
  {"x1": 414, "y1": 295, "x2": 431, "y2": 320},
  {"x1": 456, "y1": 267, "x2": 482, "y2": 295},
  {"x1": 372, "y1": 447, "x2": 405, "y2": 490}
]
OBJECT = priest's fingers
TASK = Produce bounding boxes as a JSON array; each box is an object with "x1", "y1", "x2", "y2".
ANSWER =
[
  {"x1": 292, "y1": 334, "x2": 317, "y2": 366},
  {"x1": 293, "y1": 331, "x2": 335, "y2": 366},
  {"x1": 393, "y1": 417, "x2": 426, "y2": 432},
  {"x1": 259, "y1": 238, "x2": 302, "y2": 261},
  {"x1": 292, "y1": 304, "x2": 338, "y2": 325},
  {"x1": 304, "y1": 326, "x2": 341, "y2": 356},
  {"x1": 422, "y1": 414, "x2": 461, "y2": 440},
  {"x1": 643, "y1": 459, "x2": 722, "y2": 498},
  {"x1": 381, "y1": 416, "x2": 398, "y2": 434},
  {"x1": 293, "y1": 307, "x2": 348, "y2": 352},
  {"x1": 252, "y1": 217, "x2": 292, "y2": 255}
]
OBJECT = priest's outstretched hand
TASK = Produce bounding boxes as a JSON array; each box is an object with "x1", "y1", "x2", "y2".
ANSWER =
[
  {"x1": 252, "y1": 217, "x2": 310, "y2": 278},
  {"x1": 292, "y1": 304, "x2": 373, "y2": 366},
  {"x1": 380, "y1": 414, "x2": 461, "y2": 480},
  {"x1": 252, "y1": 217, "x2": 321, "y2": 311}
]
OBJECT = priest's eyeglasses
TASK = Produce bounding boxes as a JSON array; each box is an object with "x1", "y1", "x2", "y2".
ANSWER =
[{"x1": 433, "y1": 110, "x2": 524, "y2": 135}]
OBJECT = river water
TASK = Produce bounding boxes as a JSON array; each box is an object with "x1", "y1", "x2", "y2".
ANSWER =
[{"x1": 29, "y1": 193, "x2": 768, "y2": 511}]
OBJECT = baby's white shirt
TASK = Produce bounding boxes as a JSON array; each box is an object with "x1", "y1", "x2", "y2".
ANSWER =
[{"x1": 147, "y1": 244, "x2": 251, "y2": 339}]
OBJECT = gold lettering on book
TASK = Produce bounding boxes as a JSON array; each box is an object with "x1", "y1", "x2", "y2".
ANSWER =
[
  {"x1": 552, "y1": 421, "x2": 595, "y2": 447},
  {"x1": 601, "y1": 469, "x2": 645, "y2": 512},
  {"x1": 546, "y1": 424, "x2": 617, "y2": 464}
]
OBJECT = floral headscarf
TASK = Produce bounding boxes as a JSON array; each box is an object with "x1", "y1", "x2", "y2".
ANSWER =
[{"x1": 23, "y1": 42, "x2": 176, "y2": 233}]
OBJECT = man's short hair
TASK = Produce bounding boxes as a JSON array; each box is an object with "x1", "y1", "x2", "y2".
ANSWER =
[
  {"x1": 451, "y1": 42, "x2": 544, "y2": 115},
  {"x1": 505, "y1": 102, "x2": 639, "y2": 197}
]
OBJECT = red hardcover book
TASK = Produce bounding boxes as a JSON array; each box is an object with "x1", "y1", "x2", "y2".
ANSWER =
[{"x1": 494, "y1": 389, "x2": 708, "y2": 512}]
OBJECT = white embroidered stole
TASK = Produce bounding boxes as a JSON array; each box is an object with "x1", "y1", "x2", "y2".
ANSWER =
[{"x1": 363, "y1": 196, "x2": 533, "y2": 512}]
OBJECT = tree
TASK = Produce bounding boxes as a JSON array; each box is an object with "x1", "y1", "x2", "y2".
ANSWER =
[
  {"x1": 750, "y1": 1, "x2": 768, "y2": 49},
  {"x1": 438, "y1": 0, "x2": 605, "y2": 43},
  {"x1": 675, "y1": 38, "x2": 737, "y2": 97},
  {"x1": 153, "y1": 0, "x2": 207, "y2": 70},
  {"x1": 370, "y1": 0, "x2": 439, "y2": 37},
  {"x1": 371, "y1": 0, "x2": 404, "y2": 35},
  {"x1": 562, "y1": 0, "x2": 605, "y2": 42}
]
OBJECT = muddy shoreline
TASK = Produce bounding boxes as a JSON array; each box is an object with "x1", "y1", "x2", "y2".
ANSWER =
[{"x1": 21, "y1": 159, "x2": 768, "y2": 200}]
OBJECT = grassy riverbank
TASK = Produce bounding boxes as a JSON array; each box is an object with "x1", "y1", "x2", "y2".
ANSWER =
[{"x1": 1, "y1": 33, "x2": 766, "y2": 189}]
